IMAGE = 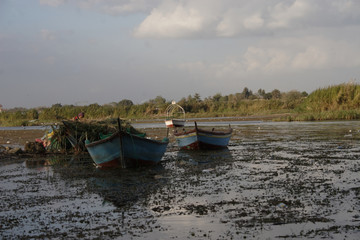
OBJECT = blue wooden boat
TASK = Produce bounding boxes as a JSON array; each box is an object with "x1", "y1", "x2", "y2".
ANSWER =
[
  {"x1": 85, "y1": 132, "x2": 122, "y2": 168},
  {"x1": 120, "y1": 131, "x2": 169, "y2": 167},
  {"x1": 85, "y1": 131, "x2": 169, "y2": 168},
  {"x1": 174, "y1": 122, "x2": 232, "y2": 150}
]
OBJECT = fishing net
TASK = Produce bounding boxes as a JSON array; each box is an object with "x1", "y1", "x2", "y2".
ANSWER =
[{"x1": 46, "y1": 119, "x2": 144, "y2": 153}]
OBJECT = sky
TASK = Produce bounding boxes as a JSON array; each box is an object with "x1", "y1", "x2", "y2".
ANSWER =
[{"x1": 0, "y1": 0, "x2": 360, "y2": 109}]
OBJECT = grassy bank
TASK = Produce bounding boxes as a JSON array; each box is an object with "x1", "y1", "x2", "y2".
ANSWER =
[{"x1": 1, "y1": 83, "x2": 360, "y2": 127}]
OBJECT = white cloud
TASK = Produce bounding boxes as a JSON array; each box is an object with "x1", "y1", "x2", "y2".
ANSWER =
[
  {"x1": 267, "y1": 0, "x2": 312, "y2": 29},
  {"x1": 246, "y1": 37, "x2": 360, "y2": 72},
  {"x1": 134, "y1": 0, "x2": 360, "y2": 39},
  {"x1": 243, "y1": 13, "x2": 264, "y2": 30},
  {"x1": 216, "y1": 9, "x2": 243, "y2": 37},
  {"x1": 216, "y1": 9, "x2": 265, "y2": 37},
  {"x1": 134, "y1": 3, "x2": 205, "y2": 38},
  {"x1": 243, "y1": 47, "x2": 292, "y2": 73},
  {"x1": 38, "y1": 0, "x2": 360, "y2": 38},
  {"x1": 176, "y1": 36, "x2": 360, "y2": 79},
  {"x1": 291, "y1": 46, "x2": 328, "y2": 70}
]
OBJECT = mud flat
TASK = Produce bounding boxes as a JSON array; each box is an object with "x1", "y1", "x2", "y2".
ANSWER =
[
  {"x1": 0, "y1": 129, "x2": 44, "y2": 146},
  {"x1": 0, "y1": 121, "x2": 360, "y2": 239}
]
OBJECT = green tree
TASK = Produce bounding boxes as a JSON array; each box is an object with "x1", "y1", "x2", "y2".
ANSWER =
[
  {"x1": 284, "y1": 90, "x2": 303, "y2": 109},
  {"x1": 271, "y1": 89, "x2": 281, "y2": 99},
  {"x1": 149, "y1": 96, "x2": 166, "y2": 106},
  {"x1": 27, "y1": 109, "x2": 39, "y2": 119},
  {"x1": 194, "y1": 93, "x2": 201, "y2": 102},
  {"x1": 118, "y1": 99, "x2": 134, "y2": 107},
  {"x1": 258, "y1": 89, "x2": 266, "y2": 98},
  {"x1": 242, "y1": 87, "x2": 251, "y2": 99},
  {"x1": 212, "y1": 93, "x2": 222, "y2": 102},
  {"x1": 52, "y1": 103, "x2": 62, "y2": 108},
  {"x1": 301, "y1": 91, "x2": 308, "y2": 97},
  {"x1": 264, "y1": 93, "x2": 272, "y2": 100}
]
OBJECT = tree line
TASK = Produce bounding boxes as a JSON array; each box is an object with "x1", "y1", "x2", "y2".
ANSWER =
[{"x1": 1, "y1": 83, "x2": 360, "y2": 126}]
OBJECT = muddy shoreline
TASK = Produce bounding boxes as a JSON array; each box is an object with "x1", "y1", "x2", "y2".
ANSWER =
[
  {"x1": 1, "y1": 121, "x2": 360, "y2": 239},
  {"x1": 0, "y1": 129, "x2": 45, "y2": 146}
]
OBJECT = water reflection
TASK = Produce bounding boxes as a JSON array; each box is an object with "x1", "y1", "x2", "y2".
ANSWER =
[
  {"x1": 176, "y1": 148, "x2": 233, "y2": 166},
  {"x1": 25, "y1": 154, "x2": 93, "y2": 169},
  {"x1": 23, "y1": 154, "x2": 169, "y2": 210},
  {"x1": 88, "y1": 165, "x2": 168, "y2": 208}
]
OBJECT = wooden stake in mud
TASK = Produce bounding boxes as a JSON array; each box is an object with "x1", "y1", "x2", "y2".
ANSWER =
[{"x1": 117, "y1": 117, "x2": 126, "y2": 168}]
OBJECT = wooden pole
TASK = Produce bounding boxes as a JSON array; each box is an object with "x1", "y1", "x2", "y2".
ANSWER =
[
  {"x1": 194, "y1": 121, "x2": 199, "y2": 136},
  {"x1": 194, "y1": 121, "x2": 199, "y2": 149},
  {"x1": 117, "y1": 117, "x2": 126, "y2": 168}
]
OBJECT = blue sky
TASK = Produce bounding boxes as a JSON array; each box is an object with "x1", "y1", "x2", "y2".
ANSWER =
[{"x1": 1, "y1": 0, "x2": 360, "y2": 108}]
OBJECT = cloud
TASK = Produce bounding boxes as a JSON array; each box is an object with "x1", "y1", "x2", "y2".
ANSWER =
[
  {"x1": 134, "y1": 2, "x2": 207, "y2": 38},
  {"x1": 134, "y1": 0, "x2": 360, "y2": 39},
  {"x1": 267, "y1": 0, "x2": 312, "y2": 29},
  {"x1": 291, "y1": 46, "x2": 328, "y2": 70},
  {"x1": 243, "y1": 13, "x2": 264, "y2": 30},
  {"x1": 176, "y1": 36, "x2": 360, "y2": 78},
  {"x1": 39, "y1": 0, "x2": 360, "y2": 38}
]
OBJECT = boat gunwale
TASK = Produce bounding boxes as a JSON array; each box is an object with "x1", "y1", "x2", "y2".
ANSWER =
[
  {"x1": 122, "y1": 130, "x2": 169, "y2": 146},
  {"x1": 174, "y1": 127, "x2": 233, "y2": 137},
  {"x1": 85, "y1": 130, "x2": 169, "y2": 148},
  {"x1": 85, "y1": 131, "x2": 120, "y2": 148}
]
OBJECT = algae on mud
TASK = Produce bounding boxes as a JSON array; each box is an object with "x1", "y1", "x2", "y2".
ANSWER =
[{"x1": 0, "y1": 121, "x2": 360, "y2": 239}]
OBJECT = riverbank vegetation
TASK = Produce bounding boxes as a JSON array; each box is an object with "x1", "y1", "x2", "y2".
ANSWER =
[{"x1": 1, "y1": 83, "x2": 360, "y2": 126}]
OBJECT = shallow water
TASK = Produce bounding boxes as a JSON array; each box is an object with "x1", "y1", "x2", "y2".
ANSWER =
[{"x1": 1, "y1": 121, "x2": 360, "y2": 239}]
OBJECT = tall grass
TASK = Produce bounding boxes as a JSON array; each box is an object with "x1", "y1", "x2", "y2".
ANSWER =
[
  {"x1": 1, "y1": 83, "x2": 360, "y2": 126},
  {"x1": 303, "y1": 83, "x2": 360, "y2": 112}
]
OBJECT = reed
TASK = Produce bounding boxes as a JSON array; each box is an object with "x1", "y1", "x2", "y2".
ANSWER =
[
  {"x1": 303, "y1": 83, "x2": 360, "y2": 112},
  {"x1": 1, "y1": 83, "x2": 360, "y2": 126}
]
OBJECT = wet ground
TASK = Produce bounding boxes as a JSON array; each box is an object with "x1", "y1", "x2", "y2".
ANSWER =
[
  {"x1": 0, "y1": 129, "x2": 44, "y2": 146},
  {"x1": 1, "y1": 121, "x2": 360, "y2": 239}
]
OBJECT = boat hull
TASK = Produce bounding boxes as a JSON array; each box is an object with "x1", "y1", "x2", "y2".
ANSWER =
[
  {"x1": 165, "y1": 119, "x2": 185, "y2": 128},
  {"x1": 174, "y1": 128, "x2": 232, "y2": 150},
  {"x1": 86, "y1": 131, "x2": 169, "y2": 168},
  {"x1": 121, "y1": 132, "x2": 169, "y2": 166},
  {"x1": 85, "y1": 132, "x2": 122, "y2": 168}
]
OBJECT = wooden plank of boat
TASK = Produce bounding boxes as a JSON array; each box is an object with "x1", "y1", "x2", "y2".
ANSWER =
[
  {"x1": 85, "y1": 132, "x2": 122, "y2": 168},
  {"x1": 85, "y1": 131, "x2": 169, "y2": 168},
  {"x1": 120, "y1": 131, "x2": 169, "y2": 167},
  {"x1": 174, "y1": 122, "x2": 232, "y2": 150}
]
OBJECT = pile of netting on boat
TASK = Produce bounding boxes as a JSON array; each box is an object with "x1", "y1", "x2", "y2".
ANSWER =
[{"x1": 33, "y1": 119, "x2": 144, "y2": 153}]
